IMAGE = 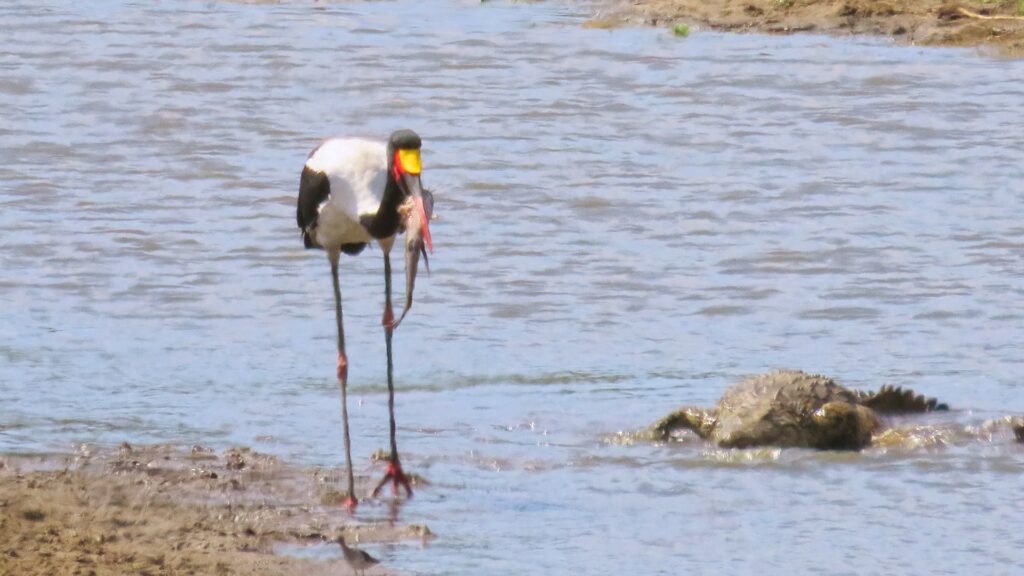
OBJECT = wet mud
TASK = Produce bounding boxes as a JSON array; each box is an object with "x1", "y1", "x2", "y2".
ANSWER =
[{"x1": 0, "y1": 444, "x2": 429, "y2": 575}]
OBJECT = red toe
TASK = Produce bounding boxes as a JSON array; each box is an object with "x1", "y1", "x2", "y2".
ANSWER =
[{"x1": 387, "y1": 460, "x2": 414, "y2": 497}]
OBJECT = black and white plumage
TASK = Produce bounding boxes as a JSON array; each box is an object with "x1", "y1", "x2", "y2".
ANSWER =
[
  {"x1": 298, "y1": 130, "x2": 432, "y2": 254},
  {"x1": 297, "y1": 129, "x2": 433, "y2": 507}
]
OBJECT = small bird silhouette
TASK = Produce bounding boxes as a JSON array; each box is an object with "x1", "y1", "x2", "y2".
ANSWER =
[{"x1": 338, "y1": 536, "x2": 380, "y2": 576}]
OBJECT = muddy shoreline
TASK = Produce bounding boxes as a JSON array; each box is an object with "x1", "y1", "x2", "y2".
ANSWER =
[
  {"x1": 599, "y1": 0, "x2": 1024, "y2": 55},
  {"x1": 0, "y1": 444, "x2": 428, "y2": 575}
]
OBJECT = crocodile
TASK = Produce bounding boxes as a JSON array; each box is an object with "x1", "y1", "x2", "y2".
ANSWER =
[{"x1": 651, "y1": 370, "x2": 949, "y2": 450}]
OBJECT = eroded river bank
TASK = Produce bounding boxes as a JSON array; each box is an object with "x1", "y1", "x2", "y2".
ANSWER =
[{"x1": 605, "y1": 0, "x2": 1024, "y2": 54}]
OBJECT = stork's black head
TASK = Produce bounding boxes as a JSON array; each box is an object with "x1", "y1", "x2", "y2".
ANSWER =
[
  {"x1": 382, "y1": 129, "x2": 431, "y2": 253},
  {"x1": 389, "y1": 129, "x2": 422, "y2": 151},
  {"x1": 386, "y1": 129, "x2": 423, "y2": 197},
  {"x1": 382, "y1": 129, "x2": 433, "y2": 330},
  {"x1": 387, "y1": 130, "x2": 422, "y2": 179},
  {"x1": 369, "y1": 129, "x2": 428, "y2": 243}
]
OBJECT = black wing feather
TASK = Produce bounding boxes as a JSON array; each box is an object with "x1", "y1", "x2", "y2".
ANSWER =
[{"x1": 297, "y1": 166, "x2": 330, "y2": 249}]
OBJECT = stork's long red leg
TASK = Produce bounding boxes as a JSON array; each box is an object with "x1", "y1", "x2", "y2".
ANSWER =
[
  {"x1": 330, "y1": 250, "x2": 358, "y2": 510},
  {"x1": 373, "y1": 249, "x2": 413, "y2": 499}
]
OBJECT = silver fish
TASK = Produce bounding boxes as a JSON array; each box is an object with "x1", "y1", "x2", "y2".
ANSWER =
[{"x1": 392, "y1": 188, "x2": 433, "y2": 329}]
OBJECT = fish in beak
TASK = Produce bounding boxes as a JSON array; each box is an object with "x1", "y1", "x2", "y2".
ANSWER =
[{"x1": 391, "y1": 151, "x2": 433, "y2": 330}]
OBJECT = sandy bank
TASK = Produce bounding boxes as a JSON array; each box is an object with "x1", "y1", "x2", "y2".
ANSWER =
[
  {"x1": 600, "y1": 0, "x2": 1024, "y2": 55},
  {"x1": 0, "y1": 444, "x2": 429, "y2": 575}
]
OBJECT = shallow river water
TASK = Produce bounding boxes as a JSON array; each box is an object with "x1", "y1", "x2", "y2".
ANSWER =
[{"x1": 2, "y1": 1, "x2": 1023, "y2": 574}]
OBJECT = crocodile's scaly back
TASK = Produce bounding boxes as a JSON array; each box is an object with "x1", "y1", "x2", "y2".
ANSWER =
[{"x1": 712, "y1": 370, "x2": 862, "y2": 448}]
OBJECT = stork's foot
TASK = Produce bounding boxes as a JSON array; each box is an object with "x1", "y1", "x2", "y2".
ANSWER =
[
  {"x1": 372, "y1": 459, "x2": 414, "y2": 498},
  {"x1": 389, "y1": 309, "x2": 410, "y2": 331},
  {"x1": 337, "y1": 353, "x2": 349, "y2": 382},
  {"x1": 342, "y1": 494, "x2": 359, "y2": 511},
  {"x1": 382, "y1": 303, "x2": 394, "y2": 329}
]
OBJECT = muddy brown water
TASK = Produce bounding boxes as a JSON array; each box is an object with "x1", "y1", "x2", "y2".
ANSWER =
[{"x1": 2, "y1": 1, "x2": 1023, "y2": 574}]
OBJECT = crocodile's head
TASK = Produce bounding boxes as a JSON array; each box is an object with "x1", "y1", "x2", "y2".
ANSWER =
[
  {"x1": 811, "y1": 401, "x2": 880, "y2": 450},
  {"x1": 1012, "y1": 418, "x2": 1024, "y2": 443}
]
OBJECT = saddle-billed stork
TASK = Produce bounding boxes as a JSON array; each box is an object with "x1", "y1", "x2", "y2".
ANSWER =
[{"x1": 297, "y1": 129, "x2": 433, "y2": 508}]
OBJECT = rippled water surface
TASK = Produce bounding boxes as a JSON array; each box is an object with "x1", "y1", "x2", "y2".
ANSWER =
[{"x1": 2, "y1": 1, "x2": 1023, "y2": 574}]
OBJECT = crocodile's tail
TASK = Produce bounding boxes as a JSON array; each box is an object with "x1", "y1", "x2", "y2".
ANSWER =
[{"x1": 860, "y1": 385, "x2": 949, "y2": 414}]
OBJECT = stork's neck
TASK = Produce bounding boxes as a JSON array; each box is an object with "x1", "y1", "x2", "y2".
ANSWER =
[{"x1": 364, "y1": 175, "x2": 404, "y2": 239}]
